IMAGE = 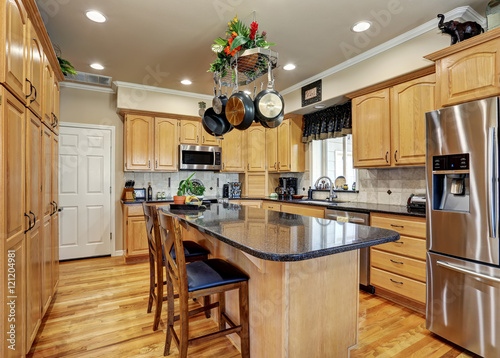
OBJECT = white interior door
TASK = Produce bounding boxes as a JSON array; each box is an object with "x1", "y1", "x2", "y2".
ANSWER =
[{"x1": 59, "y1": 125, "x2": 112, "y2": 260}]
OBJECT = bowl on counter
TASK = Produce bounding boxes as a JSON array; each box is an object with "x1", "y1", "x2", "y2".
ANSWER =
[{"x1": 292, "y1": 195, "x2": 305, "y2": 199}]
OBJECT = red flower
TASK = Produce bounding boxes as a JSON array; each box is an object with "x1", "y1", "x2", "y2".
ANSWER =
[{"x1": 250, "y1": 21, "x2": 258, "y2": 40}]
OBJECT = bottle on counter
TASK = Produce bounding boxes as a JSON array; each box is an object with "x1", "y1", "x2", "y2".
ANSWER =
[
  {"x1": 307, "y1": 186, "x2": 313, "y2": 199},
  {"x1": 147, "y1": 182, "x2": 152, "y2": 201}
]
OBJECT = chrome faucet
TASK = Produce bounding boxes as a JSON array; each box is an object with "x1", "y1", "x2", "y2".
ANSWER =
[{"x1": 314, "y1": 176, "x2": 337, "y2": 201}]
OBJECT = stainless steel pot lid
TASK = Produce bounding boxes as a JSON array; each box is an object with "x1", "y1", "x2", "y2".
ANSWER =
[{"x1": 258, "y1": 93, "x2": 283, "y2": 118}]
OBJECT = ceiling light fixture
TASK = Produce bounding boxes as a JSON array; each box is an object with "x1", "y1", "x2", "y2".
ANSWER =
[
  {"x1": 351, "y1": 21, "x2": 371, "y2": 32},
  {"x1": 86, "y1": 10, "x2": 106, "y2": 23},
  {"x1": 283, "y1": 64, "x2": 296, "y2": 71},
  {"x1": 181, "y1": 79, "x2": 192, "y2": 85},
  {"x1": 90, "y1": 63, "x2": 104, "y2": 70}
]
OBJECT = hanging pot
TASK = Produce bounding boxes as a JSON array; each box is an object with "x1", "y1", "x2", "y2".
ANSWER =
[
  {"x1": 225, "y1": 91, "x2": 255, "y2": 130},
  {"x1": 254, "y1": 63, "x2": 284, "y2": 128},
  {"x1": 212, "y1": 79, "x2": 228, "y2": 115},
  {"x1": 202, "y1": 107, "x2": 233, "y2": 137}
]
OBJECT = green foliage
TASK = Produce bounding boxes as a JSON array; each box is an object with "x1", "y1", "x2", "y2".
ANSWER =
[
  {"x1": 58, "y1": 56, "x2": 77, "y2": 76},
  {"x1": 190, "y1": 183, "x2": 206, "y2": 196},
  {"x1": 177, "y1": 173, "x2": 195, "y2": 196}
]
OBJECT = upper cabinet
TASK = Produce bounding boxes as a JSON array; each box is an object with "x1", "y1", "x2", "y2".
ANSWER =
[
  {"x1": 41, "y1": 54, "x2": 53, "y2": 127},
  {"x1": 26, "y1": 19, "x2": 43, "y2": 117},
  {"x1": 247, "y1": 125, "x2": 266, "y2": 172},
  {"x1": 348, "y1": 67, "x2": 436, "y2": 169},
  {"x1": 266, "y1": 116, "x2": 305, "y2": 173},
  {"x1": 124, "y1": 114, "x2": 154, "y2": 171},
  {"x1": 179, "y1": 119, "x2": 200, "y2": 145},
  {"x1": 221, "y1": 129, "x2": 246, "y2": 172},
  {"x1": 51, "y1": 77, "x2": 60, "y2": 134},
  {"x1": 425, "y1": 28, "x2": 500, "y2": 108},
  {"x1": 0, "y1": 0, "x2": 27, "y2": 103},
  {"x1": 155, "y1": 117, "x2": 178, "y2": 171}
]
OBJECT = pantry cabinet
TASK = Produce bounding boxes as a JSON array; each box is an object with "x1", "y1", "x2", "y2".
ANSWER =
[
  {"x1": 370, "y1": 212, "x2": 426, "y2": 312},
  {"x1": 425, "y1": 28, "x2": 500, "y2": 108},
  {"x1": 26, "y1": 19, "x2": 43, "y2": 117},
  {"x1": 348, "y1": 67, "x2": 436, "y2": 168},
  {"x1": 266, "y1": 116, "x2": 305, "y2": 173},
  {"x1": 41, "y1": 54, "x2": 53, "y2": 128}
]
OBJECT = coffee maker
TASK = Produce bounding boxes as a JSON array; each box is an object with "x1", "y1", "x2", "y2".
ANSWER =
[{"x1": 276, "y1": 177, "x2": 298, "y2": 200}]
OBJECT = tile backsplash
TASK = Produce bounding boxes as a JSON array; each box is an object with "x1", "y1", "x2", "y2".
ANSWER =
[{"x1": 124, "y1": 172, "x2": 239, "y2": 199}]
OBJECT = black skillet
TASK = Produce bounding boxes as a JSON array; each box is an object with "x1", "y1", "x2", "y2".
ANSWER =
[{"x1": 202, "y1": 107, "x2": 233, "y2": 137}]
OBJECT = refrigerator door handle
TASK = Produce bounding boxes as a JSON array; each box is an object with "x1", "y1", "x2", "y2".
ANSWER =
[
  {"x1": 488, "y1": 127, "x2": 498, "y2": 239},
  {"x1": 437, "y1": 260, "x2": 500, "y2": 284}
]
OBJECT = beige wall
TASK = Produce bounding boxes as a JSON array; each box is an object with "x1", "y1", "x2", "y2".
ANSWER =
[{"x1": 59, "y1": 86, "x2": 125, "y2": 251}]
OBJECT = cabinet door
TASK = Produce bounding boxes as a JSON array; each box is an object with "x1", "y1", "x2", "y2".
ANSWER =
[
  {"x1": 51, "y1": 213, "x2": 59, "y2": 291},
  {"x1": 352, "y1": 88, "x2": 391, "y2": 168},
  {"x1": 1, "y1": 0, "x2": 27, "y2": 103},
  {"x1": 126, "y1": 216, "x2": 149, "y2": 257},
  {"x1": 247, "y1": 126, "x2": 266, "y2": 171},
  {"x1": 179, "y1": 120, "x2": 200, "y2": 145},
  {"x1": 25, "y1": 111, "x2": 42, "y2": 349},
  {"x1": 277, "y1": 120, "x2": 290, "y2": 171},
  {"x1": 41, "y1": 55, "x2": 53, "y2": 127},
  {"x1": 42, "y1": 124, "x2": 52, "y2": 220},
  {"x1": 266, "y1": 128, "x2": 278, "y2": 172},
  {"x1": 26, "y1": 20, "x2": 43, "y2": 118},
  {"x1": 51, "y1": 135, "x2": 59, "y2": 290},
  {"x1": 438, "y1": 39, "x2": 500, "y2": 107},
  {"x1": 201, "y1": 126, "x2": 219, "y2": 146},
  {"x1": 154, "y1": 117, "x2": 178, "y2": 171},
  {"x1": 41, "y1": 215, "x2": 52, "y2": 314},
  {"x1": 391, "y1": 74, "x2": 435, "y2": 166},
  {"x1": 221, "y1": 129, "x2": 245, "y2": 172},
  {"x1": 51, "y1": 78, "x2": 60, "y2": 135},
  {"x1": 124, "y1": 115, "x2": 153, "y2": 170}
]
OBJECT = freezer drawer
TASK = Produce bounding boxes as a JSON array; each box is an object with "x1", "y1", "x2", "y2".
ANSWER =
[{"x1": 427, "y1": 252, "x2": 500, "y2": 357}]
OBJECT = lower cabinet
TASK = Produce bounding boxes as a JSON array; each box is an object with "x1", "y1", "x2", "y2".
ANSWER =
[
  {"x1": 369, "y1": 212, "x2": 426, "y2": 312},
  {"x1": 123, "y1": 203, "x2": 149, "y2": 263},
  {"x1": 262, "y1": 201, "x2": 325, "y2": 218}
]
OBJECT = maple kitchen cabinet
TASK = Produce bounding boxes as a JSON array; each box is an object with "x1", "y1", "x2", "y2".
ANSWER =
[
  {"x1": 122, "y1": 203, "x2": 149, "y2": 263},
  {"x1": 155, "y1": 117, "x2": 178, "y2": 171},
  {"x1": 348, "y1": 67, "x2": 436, "y2": 168},
  {"x1": 425, "y1": 27, "x2": 500, "y2": 108},
  {"x1": 266, "y1": 115, "x2": 305, "y2": 173},
  {"x1": 221, "y1": 128, "x2": 246, "y2": 172},
  {"x1": 124, "y1": 114, "x2": 154, "y2": 171},
  {"x1": 178, "y1": 118, "x2": 220, "y2": 146},
  {"x1": 246, "y1": 124, "x2": 266, "y2": 172},
  {"x1": 26, "y1": 19, "x2": 43, "y2": 118}
]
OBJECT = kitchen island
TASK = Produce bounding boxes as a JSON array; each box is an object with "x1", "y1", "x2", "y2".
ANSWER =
[{"x1": 160, "y1": 203, "x2": 399, "y2": 357}]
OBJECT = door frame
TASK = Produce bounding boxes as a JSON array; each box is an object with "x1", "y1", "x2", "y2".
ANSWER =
[{"x1": 59, "y1": 122, "x2": 117, "y2": 256}]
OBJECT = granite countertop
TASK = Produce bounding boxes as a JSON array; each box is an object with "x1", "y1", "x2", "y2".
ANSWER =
[
  {"x1": 123, "y1": 197, "x2": 425, "y2": 218},
  {"x1": 159, "y1": 203, "x2": 399, "y2": 262}
]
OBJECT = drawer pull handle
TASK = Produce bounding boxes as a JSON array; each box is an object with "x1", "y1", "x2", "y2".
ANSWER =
[
  {"x1": 390, "y1": 224, "x2": 404, "y2": 228},
  {"x1": 390, "y1": 259, "x2": 404, "y2": 265},
  {"x1": 390, "y1": 279, "x2": 403, "y2": 285}
]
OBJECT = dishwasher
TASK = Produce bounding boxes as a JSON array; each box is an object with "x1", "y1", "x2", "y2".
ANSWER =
[{"x1": 325, "y1": 209, "x2": 374, "y2": 293}]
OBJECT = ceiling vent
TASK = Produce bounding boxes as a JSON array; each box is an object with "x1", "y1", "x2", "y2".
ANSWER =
[{"x1": 64, "y1": 71, "x2": 112, "y2": 87}]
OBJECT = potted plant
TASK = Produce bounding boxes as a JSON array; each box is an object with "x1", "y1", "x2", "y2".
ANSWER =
[
  {"x1": 174, "y1": 173, "x2": 195, "y2": 204},
  {"x1": 190, "y1": 181, "x2": 206, "y2": 200}
]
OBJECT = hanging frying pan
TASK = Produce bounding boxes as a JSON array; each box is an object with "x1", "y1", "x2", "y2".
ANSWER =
[
  {"x1": 202, "y1": 107, "x2": 233, "y2": 136},
  {"x1": 213, "y1": 79, "x2": 228, "y2": 115},
  {"x1": 254, "y1": 62, "x2": 284, "y2": 128},
  {"x1": 225, "y1": 66, "x2": 255, "y2": 130}
]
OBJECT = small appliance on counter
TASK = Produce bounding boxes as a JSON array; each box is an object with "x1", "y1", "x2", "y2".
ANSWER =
[
  {"x1": 275, "y1": 177, "x2": 298, "y2": 200},
  {"x1": 134, "y1": 188, "x2": 146, "y2": 201},
  {"x1": 222, "y1": 184, "x2": 229, "y2": 198},
  {"x1": 407, "y1": 194, "x2": 426, "y2": 211},
  {"x1": 229, "y1": 182, "x2": 242, "y2": 198}
]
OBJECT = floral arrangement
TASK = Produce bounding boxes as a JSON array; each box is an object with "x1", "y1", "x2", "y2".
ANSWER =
[{"x1": 208, "y1": 15, "x2": 275, "y2": 77}]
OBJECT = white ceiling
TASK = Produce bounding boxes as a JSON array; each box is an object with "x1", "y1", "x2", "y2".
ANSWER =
[{"x1": 36, "y1": 0, "x2": 487, "y2": 97}]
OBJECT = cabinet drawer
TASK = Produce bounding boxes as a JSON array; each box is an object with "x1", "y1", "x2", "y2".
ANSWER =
[
  {"x1": 263, "y1": 202, "x2": 281, "y2": 211},
  {"x1": 371, "y1": 213, "x2": 425, "y2": 238},
  {"x1": 280, "y1": 204, "x2": 325, "y2": 218},
  {"x1": 127, "y1": 204, "x2": 144, "y2": 217},
  {"x1": 371, "y1": 249, "x2": 426, "y2": 282},
  {"x1": 374, "y1": 235, "x2": 426, "y2": 260},
  {"x1": 371, "y1": 267, "x2": 426, "y2": 304}
]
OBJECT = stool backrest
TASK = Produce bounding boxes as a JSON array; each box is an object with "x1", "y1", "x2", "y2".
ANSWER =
[
  {"x1": 157, "y1": 211, "x2": 188, "y2": 296},
  {"x1": 142, "y1": 202, "x2": 162, "y2": 262}
]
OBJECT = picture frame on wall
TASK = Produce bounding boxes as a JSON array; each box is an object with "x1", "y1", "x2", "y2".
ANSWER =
[{"x1": 301, "y1": 80, "x2": 322, "y2": 107}]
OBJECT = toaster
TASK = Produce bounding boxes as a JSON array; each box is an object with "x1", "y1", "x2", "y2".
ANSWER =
[{"x1": 407, "y1": 194, "x2": 426, "y2": 210}]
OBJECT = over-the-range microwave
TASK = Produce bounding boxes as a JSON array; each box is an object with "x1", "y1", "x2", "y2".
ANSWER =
[{"x1": 179, "y1": 144, "x2": 222, "y2": 171}]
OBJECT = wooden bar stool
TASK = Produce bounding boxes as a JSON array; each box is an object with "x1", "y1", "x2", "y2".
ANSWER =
[
  {"x1": 143, "y1": 203, "x2": 210, "y2": 331},
  {"x1": 157, "y1": 211, "x2": 250, "y2": 358}
]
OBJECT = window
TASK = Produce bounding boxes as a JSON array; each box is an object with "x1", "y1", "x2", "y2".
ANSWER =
[{"x1": 310, "y1": 135, "x2": 357, "y2": 190}]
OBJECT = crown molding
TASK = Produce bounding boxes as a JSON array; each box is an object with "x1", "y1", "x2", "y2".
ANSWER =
[
  {"x1": 113, "y1": 81, "x2": 213, "y2": 100},
  {"x1": 60, "y1": 81, "x2": 116, "y2": 93},
  {"x1": 280, "y1": 6, "x2": 485, "y2": 96}
]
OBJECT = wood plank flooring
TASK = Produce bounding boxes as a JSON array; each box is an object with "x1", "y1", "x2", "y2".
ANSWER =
[{"x1": 27, "y1": 256, "x2": 478, "y2": 358}]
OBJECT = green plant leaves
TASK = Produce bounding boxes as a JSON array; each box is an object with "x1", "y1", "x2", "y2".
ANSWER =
[{"x1": 230, "y1": 36, "x2": 249, "y2": 51}]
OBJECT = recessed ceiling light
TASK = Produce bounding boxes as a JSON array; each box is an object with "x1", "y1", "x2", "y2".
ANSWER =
[
  {"x1": 283, "y1": 64, "x2": 296, "y2": 71},
  {"x1": 314, "y1": 104, "x2": 326, "y2": 109},
  {"x1": 181, "y1": 79, "x2": 192, "y2": 85},
  {"x1": 90, "y1": 63, "x2": 104, "y2": 70},
  {"x1": 352, "y1": 21, "x2": 371, "y2": 32},
  {"x1": 86, "y1": 10, "x2": 106, "y2": 23}
]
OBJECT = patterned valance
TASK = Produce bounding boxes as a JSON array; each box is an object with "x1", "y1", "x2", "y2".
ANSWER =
[{"x1": 301, "y1": 101, "x2": 352, "y2": 143}]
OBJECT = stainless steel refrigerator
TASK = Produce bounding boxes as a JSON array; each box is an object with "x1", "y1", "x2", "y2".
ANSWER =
[{"x1": 426, "y1": 97, "x2": 500, "y2": 357}]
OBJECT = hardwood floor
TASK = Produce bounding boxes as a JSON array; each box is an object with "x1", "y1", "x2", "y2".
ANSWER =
[{"x1": 28, "y1": 257, "x2": 478, "y2": 358}]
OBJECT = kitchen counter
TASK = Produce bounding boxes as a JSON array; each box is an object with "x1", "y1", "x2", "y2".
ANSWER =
[
  {"x1": 160, "y1": 203, "x2": 399, "y2": 357},
  {"x1": 160, "y1": 203, "x2": 399, "y2": 261}
]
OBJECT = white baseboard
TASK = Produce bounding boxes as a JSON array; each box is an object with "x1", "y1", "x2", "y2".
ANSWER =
[{"x1": 113, "y1": 250, "x2": 124, "y2": 257}]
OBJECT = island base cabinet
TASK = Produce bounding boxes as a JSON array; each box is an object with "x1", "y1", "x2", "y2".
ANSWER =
[{"x1": 184, "y1": 228, "x2": 360, "y2": 358}]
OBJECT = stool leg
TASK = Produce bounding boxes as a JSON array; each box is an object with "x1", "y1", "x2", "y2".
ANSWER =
[
  {"x1": 218, "y1": 292, "x2": 225, "y2": 330},
  {"x1": 153, "y1": 260, "x2": 163, "y2": 331},
  {"x1": 239, "y1": 281, "x2": 250, "y2": 358},
  {"x1": 178, "y1": 295, "x2": 189, "y2": 358},
  {"x1": 147, "y1": 255, "x2": 155, "y2": 313},
  {"x1": 203, "y1": 295, "x2": 211, "y2": 319},
  {"x1": 164, "y1": 277, "x2": 175, "y2": 356}
]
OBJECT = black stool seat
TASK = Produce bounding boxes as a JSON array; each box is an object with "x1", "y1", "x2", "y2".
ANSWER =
[
  {"x1": 186, "y1": 259, "x2": 249, "y2": 292},
  {"x1": 167, "y1": 241, "x2": 210, "y2": 261}
]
